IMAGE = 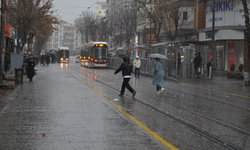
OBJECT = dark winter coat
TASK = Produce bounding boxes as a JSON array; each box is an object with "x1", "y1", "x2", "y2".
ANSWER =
[
  {"x1": 46, "y1": 55, "x2": 50, "y2": 64},
  {"x1": 114, "y1": 56, "x2": 132, "y2": 77},
  {"x1": 27, "y1": 59, "x2": 36, "y2": 79},
  {"x1": 194, "y1": 53, "x2": 202, "y2": 69}
]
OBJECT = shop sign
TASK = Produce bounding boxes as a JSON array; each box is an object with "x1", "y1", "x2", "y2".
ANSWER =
[
  {"x1": 207, "y1": 44, "x2": 212, "y2": 61},
  {"x1": 206, "y1": 0, "x2": 246, "y2": 27},
  {"x1": 206, "y1": 0, "x2": 234, "y2": 14},
  {"x1": 206, "y1": 34, "x2": 212, "y2": 39}
]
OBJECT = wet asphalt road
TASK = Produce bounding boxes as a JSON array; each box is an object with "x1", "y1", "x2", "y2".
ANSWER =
[{"x1": 0, "y1": 56, "x2": 250, "y2": 150}]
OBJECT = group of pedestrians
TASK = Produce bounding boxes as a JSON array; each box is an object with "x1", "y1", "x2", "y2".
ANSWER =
[
  {"x1": 40, "y1": 53, "x2": 51, "y2": 66},
  {"x1": 114, "y1": 55, "x2": 165, "y2": 98}
]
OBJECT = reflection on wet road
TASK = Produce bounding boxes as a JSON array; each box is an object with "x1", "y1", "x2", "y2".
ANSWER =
[
  {"x1": 0, "y1": 56, "x2": 249, "y2": 150},
  {"x1": 66, "y1": 57, "x2": 250, "y2": 150}
]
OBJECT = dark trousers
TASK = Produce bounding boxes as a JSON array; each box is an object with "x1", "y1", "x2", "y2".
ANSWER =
[
  {"x1": 195, "y1": 69, "x2": 200, "y2": 78},
  {"x1": 121, "y1": 78, "x2": 134, "y2": 94},
  {"x1": 207, "y1": 64, "x2": 211, "y2": 77},
  {"x1": 156, "y1": 84, "x2": 162, "y2": 91},
  {"x1": 177, "y1": 64, "x2": 180, "y2": 75},
  {"x1": 135, "y1": 68, "x2": 140, "y2": 78}
]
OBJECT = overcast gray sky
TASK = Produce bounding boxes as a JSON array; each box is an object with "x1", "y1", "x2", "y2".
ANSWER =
[{"x1": 53, "y1": 0, "x2": 105, "y2": 22}]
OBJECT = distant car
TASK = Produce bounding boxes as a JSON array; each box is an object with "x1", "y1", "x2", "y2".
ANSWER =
[{"x1": 75, "y1": 55, "x2": 80, "y2": 63}]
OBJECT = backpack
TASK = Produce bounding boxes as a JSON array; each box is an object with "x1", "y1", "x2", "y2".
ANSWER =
[{"x1": 125, "y1": 62, "x2": 133, "y2": 73}]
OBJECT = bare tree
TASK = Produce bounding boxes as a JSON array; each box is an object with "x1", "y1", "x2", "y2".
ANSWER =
[
  {"x1": 162, "y1": 0, "x2": 194, "y2": 41},
  {"x1": 137, "y1": 0, "x2": 194, "y2": 42},
  {"x1": 137, "y1": 0, "x2": 164, "y2": 43},
  {"x1": 9, "y1": 0, "x2": 60, "y2": 53},
  {"x1": 96, "y1": 17, "x2": 107, "y2": 41},
  {"x1": 109, "y1": 3, "x2": 137, "y2": 47},
  {"x1": 75, "y1": 11, "x2": 95, "y2": 43}
]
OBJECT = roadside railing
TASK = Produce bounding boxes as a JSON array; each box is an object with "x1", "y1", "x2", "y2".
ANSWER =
[{"x1": 108, "y1": 57, "x2": 171, "y2": 78}]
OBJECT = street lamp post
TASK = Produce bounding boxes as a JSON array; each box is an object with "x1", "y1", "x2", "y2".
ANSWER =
[
  {"x1": 0, "y1": 0, "x2": 5, "y2": 83},
  {"x1": 211, "y1": 0, "x2": 215, "y2": 79}
]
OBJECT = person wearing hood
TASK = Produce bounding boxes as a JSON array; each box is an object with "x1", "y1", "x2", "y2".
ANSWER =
[
  {"x1": 194, "y1": 52, "x2": 202, "y2": 78},
  {"x1": 27, "y1": 57, "x2": 36, "y2": 82},
  {"x1": 114, "y1": 56, "x2": 137, "y2": 98},
  {"x1": 133, "y1": 55, "x2": 141, "y2": 78},
  {"x1": 152, "y1": 58, "x2": 165, "y2": 94}
]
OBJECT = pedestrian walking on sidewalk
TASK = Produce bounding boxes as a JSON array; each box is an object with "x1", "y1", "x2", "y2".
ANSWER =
[
  {"x1": 27, "y1": 57, "x2": 36, "y2": 82},
  {"x1": 114, "y1": 56, "x2": 137, "y2": 98},
  {"x1": 206, "y1": 58, "x2": 212, "y2": 77},
  {"x1": 133, "y1": 56, "x2": 141, "y2": 78},
  {"x1": 177, "y1": 53, "x2": 181, "y2": 76},
  {"x1": 194, "y1": 52, "x2": 202, "y2": 78},
  {"x1": 152, "y1": 58, "x2": 165, "y2": 94},
  {"x1": 46, "y1": 53, "x2": 50, "y2": 66}
]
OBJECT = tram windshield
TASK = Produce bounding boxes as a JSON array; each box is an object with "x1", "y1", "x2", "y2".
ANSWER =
[{"x1": 93, "y1": 47, "x2": 107, "y2": 59}]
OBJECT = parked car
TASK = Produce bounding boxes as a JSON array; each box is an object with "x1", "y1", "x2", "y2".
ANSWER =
[{"x1": 75, "y1": 55, "x2": 80, "y2": 63}]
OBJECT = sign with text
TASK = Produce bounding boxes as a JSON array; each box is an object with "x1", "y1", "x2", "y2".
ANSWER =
[{"x1": 206, "y1": 0, "x2": 246, "y2": 27}]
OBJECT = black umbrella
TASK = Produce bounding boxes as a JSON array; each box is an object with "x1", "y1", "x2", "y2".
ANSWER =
[{"x1": 23, "y1": 56, "x2": 37, "y2": 63}]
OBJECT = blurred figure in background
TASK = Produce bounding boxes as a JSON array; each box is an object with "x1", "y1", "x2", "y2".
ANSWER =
[
  {"x1": 27, "y1": 57, "x2": 36, "y2": 82},
  {"x1": 133, "y1": 56, "x2": 141, "y2": 78},
  {"x1": 194, "y1": 52, "x2": 202, "y2": 79}
]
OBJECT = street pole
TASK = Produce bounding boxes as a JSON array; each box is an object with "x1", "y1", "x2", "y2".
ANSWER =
[
  {"x1": 0, "y1": 0, "x2": 5, "y2": 83},
  {"x1": 211, "y1": 0, "x2": 215, "y2": 79},
  {"x1": 149, "y1": 1, "x2": 152, "y2": 53}
]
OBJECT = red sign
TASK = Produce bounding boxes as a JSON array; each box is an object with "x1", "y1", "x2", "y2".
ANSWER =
[
  {"x1": 207, "y1": 44, "x2": 211, "y2": 61},
  {"x1": 227, "y1": 42, "x2": 235, "y2": 69}
]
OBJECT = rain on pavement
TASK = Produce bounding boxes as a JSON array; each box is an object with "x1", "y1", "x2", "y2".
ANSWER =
[{"x1": 0, "y1": 56, "x2": 250, "y2": 150}]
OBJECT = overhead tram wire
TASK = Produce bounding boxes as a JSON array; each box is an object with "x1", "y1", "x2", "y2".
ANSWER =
[{"x1": 81, "y1": 0, "x2": 99, "y2": 14}]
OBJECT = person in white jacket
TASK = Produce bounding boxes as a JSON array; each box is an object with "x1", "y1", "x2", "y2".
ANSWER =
[{"x1": 133, "y1": 56, "x2": 141, "y2": 78}]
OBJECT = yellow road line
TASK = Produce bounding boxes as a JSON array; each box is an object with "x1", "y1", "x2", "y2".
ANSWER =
[
  {"x1": 181, "y1": 83, "x2": 250, "y2": 99},
  {"x1": 66, "y1": 70, "x2": 179, "y2": 150}
]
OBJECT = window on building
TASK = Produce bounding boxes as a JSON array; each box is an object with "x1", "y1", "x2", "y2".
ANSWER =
[
  {"x1": 99, "y1": 11, "x2": 102, "y2": 14},
  {"x1": 101, "y1": 5, "x2": 106, "y2": 9},
  {"x1": 183, "y1": 12, "x2": 188, "y2": 20}
]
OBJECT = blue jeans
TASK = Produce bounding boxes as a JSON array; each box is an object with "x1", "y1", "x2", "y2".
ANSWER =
[{"x1": 156, "y1": 84, "x2": 162, "y2": 91}]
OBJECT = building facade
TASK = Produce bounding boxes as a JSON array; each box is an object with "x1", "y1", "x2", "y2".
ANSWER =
[
  {"x1": 96, "y1": 2, "x2": 107, "y2": 19},
  {"x1": 197, "y1": 0, "x2": 246, "y2": 71},
  {"x1": 46, "y1": 21, "x2": 76, "y2": 50}
]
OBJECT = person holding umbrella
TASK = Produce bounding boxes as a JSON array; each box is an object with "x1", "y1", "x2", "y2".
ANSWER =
[
  {"x1": 27, "y1": 57, "x2": 36, "y2": 82},
  {"x1": 152, "y1": 58, "x2": 165, "y2": 94},
  {"x1": 146, "y1": 53, "x2": 167, "y2": 95}
]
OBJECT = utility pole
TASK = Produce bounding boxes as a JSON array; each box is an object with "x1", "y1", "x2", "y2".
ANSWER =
[
  {"x1": 0, "y1": 0, "x2": 5, "y2": 83},
  {"x1": 211, "y1": 0, "x2": 215, "y2": 79}
]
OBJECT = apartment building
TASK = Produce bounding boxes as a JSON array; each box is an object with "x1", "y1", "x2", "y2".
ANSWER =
[
  {"x1": 46, "y1": 21, "x2": 76, "y2": 50},
  {"x1": 96, "y1": 2, "x2": 107, "y2": 19}
]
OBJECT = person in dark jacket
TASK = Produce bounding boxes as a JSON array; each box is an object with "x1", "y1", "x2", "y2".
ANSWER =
[
  {"x1": 27, "y1": 57, "x2": 36, "y2": 82},
  {"x1": 46, "y1": 53, "x2": 50, "y2": 66},
  {"x1": 194, "y1": 52, "x2": 202, "y2": 78},
  {"x1": 114, "y1": 56, "x2": 136, "y2": 98}
]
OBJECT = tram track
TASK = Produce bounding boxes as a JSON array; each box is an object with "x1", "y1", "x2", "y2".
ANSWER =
[{"x1": 66, "y1": 62, "x2": 247, "y2": 150}]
